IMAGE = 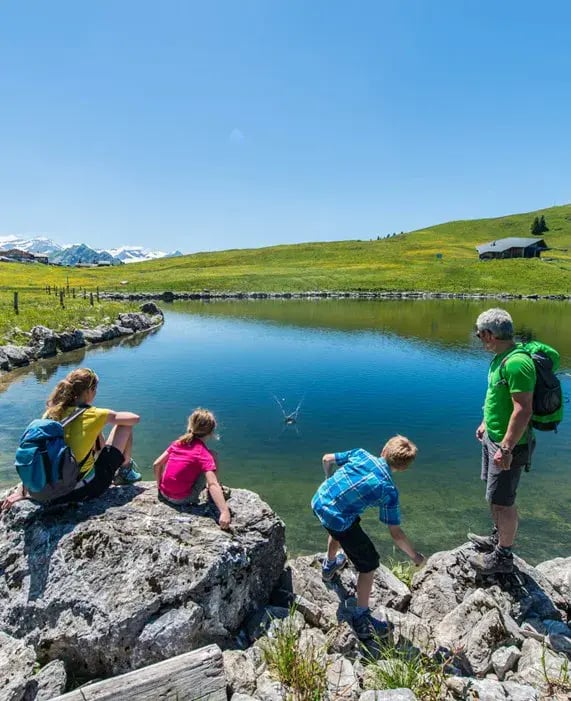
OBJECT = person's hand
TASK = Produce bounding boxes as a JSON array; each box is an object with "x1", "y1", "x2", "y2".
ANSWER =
[
  {"x1": 0, "y1": 490, "x2": 24, "y2": 512},
  {"x1": 475, "y1": 422, "x2": 486, "y2": 442},
  {"x1": 493, "y1": 448, "x2": 513, "y2": 470},
  {"x1": 413, "y1": 552, "x2": 426, "y2": 567},
  {"x1": 218, "y1": 508, "x2": 231, "y2": 530}
]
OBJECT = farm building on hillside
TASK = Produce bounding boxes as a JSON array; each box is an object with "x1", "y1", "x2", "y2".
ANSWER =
[{"x1": 476, "y1": 237, "x2": 549, "y2": 261}]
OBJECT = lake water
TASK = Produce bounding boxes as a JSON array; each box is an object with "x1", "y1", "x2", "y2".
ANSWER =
[{"x1": 1, "y1": 299, "x2": 570, "y2": 564}]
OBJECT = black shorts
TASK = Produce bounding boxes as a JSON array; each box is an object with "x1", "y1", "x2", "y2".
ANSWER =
[
  {"x1": 481, "y1": 433, "x2": 535, "y2": 507},
  {"x1": 325, "y1": 517, "x2": 380, "y2": 573},
  {"x1": 50, "y1": 446, "x2": 125, "y2": 504}
]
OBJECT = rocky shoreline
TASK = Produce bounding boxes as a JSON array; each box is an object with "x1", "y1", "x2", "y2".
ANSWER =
[
  {"x1": 101, "y1": 290, "x2": 571, "y2": 302},
  {"x1": 0, "y1": 482, "x2": 569, "y2": 701},
  {"x1": 0, "y1": 303, "x2": 164, "y2": 375}
]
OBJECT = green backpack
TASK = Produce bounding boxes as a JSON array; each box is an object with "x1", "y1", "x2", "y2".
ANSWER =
[{"x1": 500, "y1": 341, "x2": 563, "y2": 432}]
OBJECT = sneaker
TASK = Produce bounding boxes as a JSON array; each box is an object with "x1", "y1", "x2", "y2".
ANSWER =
[
  {"x1": 469, "y1": 548, "x2": 514, "y2": 575},
  {"x1": 352, "y1": 611, "x2": 390, "y2": 641},
  {"x1": 114, "y1": 459, "x2": 142, "y2": 485},
  {"x1": 467, "y1": 527, "x2": 498, "y2": 552},
  {"x1": 321, "y1": 552, "x2": 348, "y2": 582}
]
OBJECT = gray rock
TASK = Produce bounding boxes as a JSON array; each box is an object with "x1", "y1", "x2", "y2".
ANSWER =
[
  {"x1": 512, "y1": 637, "x2": 570, "y2": 691},
  {"x1": 445, "y1": 675, "x2": 538, "y2": 700},
  {"x1": 326, "y1": 654, "x2": 358, "y2": 699},
  {"x1": 25, "y1": 659, "x2": 67, "y2": 701},
  {"x1": 1, "y1": 344, "x2": 31, "y2": 367},
  {"x1": 536, "y1": 557, "x2": 571, "y2": 606},
  {"x1": 82, "y1": 324, "x2": 122, "y2": 343},
  {"x1": 140, "y1": 302, "x2": 163, "y2": 317},
  {"x1": 56, "y1": 330, "x2": 85, "y2": 352},
  {"x1": 29, "y1": 326, "x2": 58, "y2": 358},
  {"x1": 359, "y1": 690, "x2": 418, "y2": 700},
  {"x1": 501, "y1": 681, "x2": 539, "y2": 701},
  {"x1": 374, "y1": 606, "x2": 433, "y2": 655},
  {"x1": 231, "y1": 695, "x2": 259, "y2": 701},
  {"x1": 410, "y1": 543, "x2": 567, "y2": 630},
  {"x1": 491, "y1": 645, "x2": 521, "y2": 681},
  {"x1": 224, "y1": 649, "x2": 258, "y2": 696},
  {"x1": 0, "y1": 632, "x2": 36, "y2": 701},
  {"x1": 116, "y1": 312, "x2": 153, "y2": 332},
  {"x1": 328, "y1": 621, "x2": 361, "y2": 658},
  {"x1": 255, "y1": 671, "x2": 286, "y2": 701},
  {"x1": 0, "y1": 348, "x2": 11, "y2": 370},
  {"x1": 0, "y1": 483, "x2": 285, "y2": 679},
  {"x1": 244, "y1": 605, "x2": 302, "y2": 642}
]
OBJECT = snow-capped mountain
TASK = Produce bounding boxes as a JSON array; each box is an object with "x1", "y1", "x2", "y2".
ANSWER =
[{"x1": 0, "y1": 236, "x2": 183, "y2": 265}]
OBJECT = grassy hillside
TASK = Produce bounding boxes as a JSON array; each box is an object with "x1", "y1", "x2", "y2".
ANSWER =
[{"x1": 1, "y1": 204, "x2": 571, "y2": 301}]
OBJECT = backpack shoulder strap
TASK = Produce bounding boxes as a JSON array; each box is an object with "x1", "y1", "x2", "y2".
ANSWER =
[
  {"x1": 499, "y1": 347, "x2": 531, "y2": 380},
  {"x1": 60, "y1": 406, "x2": 88, "y2": 428}
]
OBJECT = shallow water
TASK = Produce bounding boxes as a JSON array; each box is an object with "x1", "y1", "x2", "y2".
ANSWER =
[{"x1": 1, "y1": 299, "x2": 570, "y2": 563}]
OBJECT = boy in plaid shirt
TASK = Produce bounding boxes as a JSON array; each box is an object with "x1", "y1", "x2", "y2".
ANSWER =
[{"x1": 311, "y1": 435, "x2": 425, "y2": 639}]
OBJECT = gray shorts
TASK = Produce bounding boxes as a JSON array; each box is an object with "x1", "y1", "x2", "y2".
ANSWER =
[
  {"x1": 481, "y1": 432, "x2": 534, "y2": 506},
  {"x1": 159, "y1": 473, "x2": 206, "y2": 506}
]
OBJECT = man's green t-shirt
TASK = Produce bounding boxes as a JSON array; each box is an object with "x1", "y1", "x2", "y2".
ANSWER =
[{"x1": 484, "y1": 346, "x2": 536, "y2": 444}]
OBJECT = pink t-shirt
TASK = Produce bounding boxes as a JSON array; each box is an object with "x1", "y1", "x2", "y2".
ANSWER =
[{"x1": 159, "y1": 438, "x2": 216, "y2": 501}]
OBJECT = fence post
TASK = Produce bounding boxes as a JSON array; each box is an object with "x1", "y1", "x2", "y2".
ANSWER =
[
  {"x1": 60, "y1": 290, "x2": 65, "y2": 308},
  {"x1": 90, "y1": 292, "x2": 94, "y2": 306},
  {"x1": 14, "y1": 291, "x2": 19, "y2": 315},
  {"x1": 96, "y1": 286, "x2": 100, "y2": 302},
  {"x1": 83, "y1": 289, "x2": 86, "y2": 299}
]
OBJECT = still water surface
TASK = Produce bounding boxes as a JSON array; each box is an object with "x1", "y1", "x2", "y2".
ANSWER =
[{"x1": 1, "y1": 299, "x2": 570, "y2": 564}]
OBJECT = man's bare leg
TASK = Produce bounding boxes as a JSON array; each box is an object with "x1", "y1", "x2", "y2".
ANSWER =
[{"x1": 492, "y1": 503, "x2": 518, "y2": 548}]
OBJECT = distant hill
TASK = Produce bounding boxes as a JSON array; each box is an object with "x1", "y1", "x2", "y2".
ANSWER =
[
  {"x1": 0, "y1": 236, "x2": 183, "y2": 265},
  {"x1": 1, "y1": 204, "x2": 570, "y2": 295}
]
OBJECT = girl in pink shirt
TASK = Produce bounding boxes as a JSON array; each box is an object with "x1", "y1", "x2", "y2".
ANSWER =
[{"x1": 153, "y1": 408, "x2": 231, "y2": 530}]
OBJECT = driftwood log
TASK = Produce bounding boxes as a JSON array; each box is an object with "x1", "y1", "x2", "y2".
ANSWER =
[{"x1": 52, "y1": 644, "x2": 226, "y2": 700}]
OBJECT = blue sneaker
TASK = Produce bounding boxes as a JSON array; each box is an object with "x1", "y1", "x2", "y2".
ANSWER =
[
  {"x1": 321, "y1": 552, "x2": 348, "y2": 581},
  {"x1": 352, "y1": 611, "x2": 390, "y2": 641},
  {"x1": 114, "y1": 459, "x2": 142, "y2": 485}
]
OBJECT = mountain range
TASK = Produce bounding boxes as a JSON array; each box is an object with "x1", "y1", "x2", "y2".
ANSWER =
[{"x1": 0, "y1": 236, "x2": 183, "y2": 265}]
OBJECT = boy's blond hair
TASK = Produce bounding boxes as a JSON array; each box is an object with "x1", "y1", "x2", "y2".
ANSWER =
[{"x1": 382, "y1": 435, "x2": 417, "y2": 470}]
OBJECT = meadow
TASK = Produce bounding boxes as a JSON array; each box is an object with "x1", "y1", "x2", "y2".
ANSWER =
[{"x1": 1, "y1": 204, "x2": 570, "y2": 340}]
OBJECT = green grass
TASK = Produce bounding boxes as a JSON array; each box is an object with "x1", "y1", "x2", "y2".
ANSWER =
[
  {"x1": 0, "y1": 289, "x2": 139, "y2": 344},
  {"x1": 387, "y1": 558, "x2": 417, "y2": 589},
  {"x1": 1, "y1": 204, "x2": 570, "y2": 322}
]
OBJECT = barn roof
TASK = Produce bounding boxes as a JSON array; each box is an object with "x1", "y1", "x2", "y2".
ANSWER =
[{"x1": 476, "y1": 237, "x2": 548, "y2": 254}]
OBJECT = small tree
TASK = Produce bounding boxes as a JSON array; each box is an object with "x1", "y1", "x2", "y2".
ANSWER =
[
  {"x1": 539, "y1": 215, "x2": 549, "y2": 233},
  {"x1": 531, "y1": 216, "x2": 542, "y2": 235}
]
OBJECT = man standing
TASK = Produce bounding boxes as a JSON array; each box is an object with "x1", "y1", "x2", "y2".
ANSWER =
[{"x1": 469, "y1": 308, "x2": 535, "y2": 575}]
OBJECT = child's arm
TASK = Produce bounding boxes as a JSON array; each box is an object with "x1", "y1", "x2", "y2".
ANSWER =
[
  {"x1": 153, "y1": 450, "x2": 169, "y2": 488},
  {"x1": 321, "y1": 453, "x2": 336, "y2": 478},
  {"x1": 0, "y1": 483, "x2": 27, "y2": 511},
  {"x1": 388, "y1": 525, "x2": 425, "y2": 566},
  {"x1": 205, "y1": 471, "x2": 231, "y2": 530}
]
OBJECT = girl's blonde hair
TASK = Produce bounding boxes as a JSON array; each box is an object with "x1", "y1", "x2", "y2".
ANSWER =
[
  {"x1": 45, "y1": 368, "x2": 99, "y2": 421},
  {"x1": 382, "y1": 435, "x2": 418, "y2": 470},
  {"x1": 178, "y1": 408, "x2": 216, "y2": 445}
]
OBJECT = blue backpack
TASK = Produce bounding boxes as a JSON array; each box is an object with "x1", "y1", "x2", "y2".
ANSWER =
[{"x1": 15, "y1": 407, "x2": 89, "y2": 502}]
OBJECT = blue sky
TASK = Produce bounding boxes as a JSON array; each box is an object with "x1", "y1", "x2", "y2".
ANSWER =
[{"x1": 1, "y1": 1, "x2": 570, "y2": 253}]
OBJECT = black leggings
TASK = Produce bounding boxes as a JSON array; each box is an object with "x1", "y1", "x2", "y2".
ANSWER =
[{"x1": 50, "y1": 446, "x2": 124, "y2": 504}]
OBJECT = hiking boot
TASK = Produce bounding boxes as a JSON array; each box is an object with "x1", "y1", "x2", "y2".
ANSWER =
[
  {"x1": 467, "y1": 528, "x2": 499, "y2": 552},
  {"x1": 469, "y1": 548, "x2": 514, "y2": 575},
  {"x1": 114, "y1": 459, "x2": 142, "y2": 485},
  {"x1": 321, "y1": 552, "x2": 348, "y2": 581},
  {"x1": 352, "y1": 611, "x2": 390, "y2": 641}
]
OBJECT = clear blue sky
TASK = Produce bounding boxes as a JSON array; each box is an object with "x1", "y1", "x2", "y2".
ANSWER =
[{"x1": 1, "y1": 1, "x2": 570, "y2": 253}]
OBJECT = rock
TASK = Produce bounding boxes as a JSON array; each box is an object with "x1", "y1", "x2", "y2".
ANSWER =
[
  {"x1": 223, "y1": 649, "x2": 258, "y2": 696},
  {"x1": 0, "y1": 632, "x2": 36, "y2": 701},
  {"x1": 25, "y1": 659, "x2": 67, "y2": 700},
  {"x1": 445, "y1": 675, "x2": 538, "y2": 700},
  {"x1": 55, "y1": 330, "x2": 85, "y2": 353},
  {"x1": 82, "y1": 324, "x2": 123, "y2": 343},
  {"x1": 29, "y1": 326, "x2": 58, "y2": 358},
  {"x1": 326, "y1": 654, "x2": 358, "y2": 699},
  {"x1": 160, "y1": 291, "x2": 175, "y2": 302},
  {"x1": 536, "y1": 557, "x2": 571, "y2": 607},
  {"x1": 491, "y1": 645, "x2": 521, "y2": 681},
  {"x1": 359, "y1": 691, "x2": 418, "y2": 701},
  {"x1": 410, "y1": 544, "x2": 567, "y2": 629},
  {"x1": 0, "y1": 483, "x2": 286, "y2": 679},
  {"x1": 512, "y1": 637, "x2": 569, "y2": 691},
  {"x1": 117, "y1": 312, "x2": 153, "y2": 332},
  {"x1": 1, "y1": 344, "x2": 31, "y2": 367},
  {"x1": 0, "y1": 348, "x2": 11, "y2": 370},
  {"x1": 373, "y1": 606, "x2": 433, "y2": 655},
  {"x1": 328, "y1": 621, "x2": 361, "y2": 658},
  {"x1": 231, "y1": 695, "x2": 258, "y2": 701},
  {"x1": 272, "y1": 554, "x2": 410, "y2": 633},
  {"x1": 244, "y1": 605, "x2": 303, "y2": 643},
  {"x1": 434, "y1": 589, "x2": 514, "y2": 675},
  {"x1": 140, "y1": 302, "x2": 163, "y2": 317},
  {"x1": 255, "y1": 671, "x2": 286, "y2": 701}
]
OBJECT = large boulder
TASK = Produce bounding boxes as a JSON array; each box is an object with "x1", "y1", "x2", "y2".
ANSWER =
[
  {"x1": 116, "y1": 312, "x2": 154, "y2": 332},
  {"x1": 55, "y1": 330, "x2": 85, "y2": 353},
  {"x1": 410, "y1": 544, "x2": 567, "y2": 629},
  {"x1": 0, "y1": 483, "x2": 285, "y2": 680},
  {"x1": 536, "y1": 557, "x2": 571, "y2": 610},
  {"x1": 29, "y1": 326, "x2": 58, "y2": 358},
  {"x1": 1, "y1": 344, "x2": 31, "y2": 367}
]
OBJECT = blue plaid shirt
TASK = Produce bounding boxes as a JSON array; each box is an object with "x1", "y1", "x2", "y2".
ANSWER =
[{"x1": 311, "y1": 448, "x2": 401, "y2": 532}]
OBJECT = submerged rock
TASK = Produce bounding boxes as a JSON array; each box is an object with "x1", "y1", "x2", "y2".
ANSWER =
[{"x1": 0, "y1": 483, "x2": 285, "y2": 679}]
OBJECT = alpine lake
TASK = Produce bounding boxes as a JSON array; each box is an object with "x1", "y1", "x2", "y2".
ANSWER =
[{"x1": 1, "y1": 298, "x2": 570, "y2": 565}]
